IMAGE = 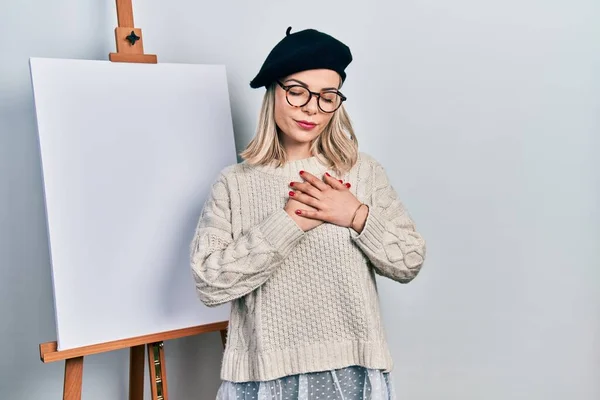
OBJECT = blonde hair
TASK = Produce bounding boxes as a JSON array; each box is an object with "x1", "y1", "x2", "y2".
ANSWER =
[{"x1": 239, "y1": 83, "x2": 359, "y2": 176}]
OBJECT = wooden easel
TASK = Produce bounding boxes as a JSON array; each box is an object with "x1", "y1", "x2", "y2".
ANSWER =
[{"x1": 39, "y1": 1, "x2": 229, "y2": 399}]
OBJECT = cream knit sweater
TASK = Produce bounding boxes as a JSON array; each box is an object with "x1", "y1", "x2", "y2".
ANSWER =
[{"x1": 190, "y1": 152, "x2": 426, "y2": 383}]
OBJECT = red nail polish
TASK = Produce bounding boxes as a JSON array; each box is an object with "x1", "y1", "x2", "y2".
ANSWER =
[
  {"x1": 295, "y1": 210, "x2": 302, "y2": 215},
  {"x1": 339, "y1": 180, "x2": 343, "y2": 183},
  {"x1": 290, "y1": 182, "x2": 294, "y2": 187},
  {"x1": 289, "y1": 191, "x2": 295, "y2": 196},
  {"x1": 325, "y1": 172, "x2": 331, "y2": 177},
  {"x1": 299, "y1": 170, "x2": 305, "y2": 175},
  {"x1": 345, "y1": 183, "x2": 351, "y2": 188}
]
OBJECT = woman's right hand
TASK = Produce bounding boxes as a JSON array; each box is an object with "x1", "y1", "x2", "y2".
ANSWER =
[{"x1": 285, "y1": 196, "x2": 323, "y2": 232}]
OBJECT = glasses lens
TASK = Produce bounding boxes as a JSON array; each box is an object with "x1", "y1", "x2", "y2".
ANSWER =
[
  {"x1": 286, "y1": 86, "x2": 310, "y2": 107},
  {"x1": 319, "y1": 92, "x2": 342, "y2": 112}
]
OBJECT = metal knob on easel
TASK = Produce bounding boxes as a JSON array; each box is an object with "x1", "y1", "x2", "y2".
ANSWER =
[{"x1": 108, "y1": 0, "x2": 157, "y2": 64}]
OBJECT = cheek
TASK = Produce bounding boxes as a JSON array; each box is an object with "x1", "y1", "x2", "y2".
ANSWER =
[
  {"x1": 274, "y1": 96, "x2": 291, "y2": 127},
  {"x1": 317, "y1": 114, "x2": 335, "y2": 132}
]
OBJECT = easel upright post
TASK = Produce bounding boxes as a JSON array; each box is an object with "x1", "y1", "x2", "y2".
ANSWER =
[{"x1": 108, "y1": 0, "x2": 157, "y2": 395}]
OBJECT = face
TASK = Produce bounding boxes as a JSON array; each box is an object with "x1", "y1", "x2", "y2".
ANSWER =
[{"x1": 274, "y1": 69, "x2": 342, "y2": 150}]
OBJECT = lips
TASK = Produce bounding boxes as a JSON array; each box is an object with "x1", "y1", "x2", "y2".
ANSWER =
[{"x1": 295, "y1": 120, "x2": 317, "y2": 130}]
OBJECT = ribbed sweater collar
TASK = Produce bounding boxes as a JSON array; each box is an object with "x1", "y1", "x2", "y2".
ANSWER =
[{"x1": 245, "y1": 154, "x2": 332, "y2": 178}]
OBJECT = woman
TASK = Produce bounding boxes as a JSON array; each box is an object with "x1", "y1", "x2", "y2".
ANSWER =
[{"x1": 190, "y1": 26, "x2": 426, "y2": 400}]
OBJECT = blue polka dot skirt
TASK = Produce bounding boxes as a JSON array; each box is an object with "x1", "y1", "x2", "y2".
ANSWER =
[{"x1": 216, "y1": 365, "x2": 396, "y2": 400}]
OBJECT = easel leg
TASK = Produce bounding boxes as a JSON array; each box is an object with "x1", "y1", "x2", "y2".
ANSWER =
[
  {"x1": 63, "y1": 357, "x2": 83, "y2": 400},
  {"x1": 157, "y1": 343, "x2": 169, "y2": 399},
  {"x1": 129, "y1": 345, "x2": 145, "y2": 400},
  {"x1": 148, "y1": 342, "x2": 168, "y2": 400}
]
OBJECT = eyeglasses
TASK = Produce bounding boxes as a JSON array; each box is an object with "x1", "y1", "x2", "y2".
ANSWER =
[{"x1": 276, "y1": 81, "x2": 347, "y2": 113}]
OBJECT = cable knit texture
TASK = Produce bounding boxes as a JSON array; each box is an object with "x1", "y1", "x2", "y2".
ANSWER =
[{"x1": 190, "y1": 152, "x2": 426, "y2": 383}]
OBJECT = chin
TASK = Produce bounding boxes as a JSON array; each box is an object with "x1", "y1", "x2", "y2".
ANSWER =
[{"x1": 291, "y1": 129, "x2": 321, "y2": 144}]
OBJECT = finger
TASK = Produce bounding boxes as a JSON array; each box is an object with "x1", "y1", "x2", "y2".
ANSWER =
[
  {"x1": 291, "y1": 181, "x2": 322, "y2": 199},
  {"x1": 295, "y1": 208, "x2": 324, "y2": 220},
  {"x1": 323, "y1": 172, "x2": 347, "y2": 190},
  {"x1": 299, "y1": 170, "x2": 329, "y2": 191},
  {"x1": 289, "y1": 190, "x2": 320, "y2": 209}
]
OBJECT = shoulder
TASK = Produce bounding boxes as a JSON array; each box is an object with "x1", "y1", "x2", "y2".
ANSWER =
[
  {"x1": 213, "y1": 161, "x2": 254, "y2": 182},
  {"x1": 205, "y1": 162, "x2": 240, "y2": 194},
  {"x1": 209, "y1": 160, "x2": 260, "y2": 193},
  {"x1": 216, "y1": 162, "x2": 240, "y2": 179},
  {"x1": 356, "y1": 151, "x2": 383, "y2": 168},
  {"x1": 355, "y1": 151, "x2": 390, "y2": 178}
]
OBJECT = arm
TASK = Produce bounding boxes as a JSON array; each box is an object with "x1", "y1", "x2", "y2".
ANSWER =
[
  {"x1": 350, "y1": 162, "x2": 426, "y2": 283},
  {"x1": 190, "y1": 172, "x2": 305, "y2": 307}
]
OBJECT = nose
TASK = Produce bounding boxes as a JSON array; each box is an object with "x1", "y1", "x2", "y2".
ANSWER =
[{"x1": 301, "y1": 94, "x2": 318, "y2": 115}]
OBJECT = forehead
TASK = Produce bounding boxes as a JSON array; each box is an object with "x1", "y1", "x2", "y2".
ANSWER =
[{"x1": 283, "y1": 69, "x2": 341, "y2": 90}]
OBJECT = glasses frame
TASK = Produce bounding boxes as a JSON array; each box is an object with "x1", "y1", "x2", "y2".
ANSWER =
[{"x1": 276, "y1": 81, "x2": 347, "y2": 113}]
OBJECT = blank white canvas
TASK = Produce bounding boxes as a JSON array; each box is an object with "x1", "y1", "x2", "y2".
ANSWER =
[{"x1": 29, "y1": 58, "x2": 235, "y2": 350}]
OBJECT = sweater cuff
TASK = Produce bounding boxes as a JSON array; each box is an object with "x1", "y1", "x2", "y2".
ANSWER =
[
  {"x1": 259, "y1": 208, "x2": 305, "y2": 257},
  {"x1": 350, "y1": 208, "x2": 386, "y2": 253}
]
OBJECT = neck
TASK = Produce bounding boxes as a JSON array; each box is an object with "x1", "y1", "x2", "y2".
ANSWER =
[
  {"x1": 279, "y1": 137, "x2": 313, "y2": 161},
  {"x1": 286, "y1": 149, "x2": 313, "y2": 161}
]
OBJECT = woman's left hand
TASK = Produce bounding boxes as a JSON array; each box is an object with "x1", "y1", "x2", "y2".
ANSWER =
[{"x1": 289, "y1": 171, "x2": 365, "y2": 228}]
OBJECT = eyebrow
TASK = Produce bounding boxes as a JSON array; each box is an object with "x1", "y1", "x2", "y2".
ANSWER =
[{"x1": 284, "y1": 78, "x2": 339, "y2": 92}]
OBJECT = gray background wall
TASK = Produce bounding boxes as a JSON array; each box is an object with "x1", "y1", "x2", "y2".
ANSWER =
[{"x1": 1, "y1": 0, "x2": 598, "y2": 399}]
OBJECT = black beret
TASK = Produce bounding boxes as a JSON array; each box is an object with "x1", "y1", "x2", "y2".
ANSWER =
[{"x1": 250, "y1": 26, "x2": 353, "y2": 89}]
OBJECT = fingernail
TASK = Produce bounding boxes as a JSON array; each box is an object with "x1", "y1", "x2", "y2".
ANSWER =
[
  {"x1": 290, "y1": 182, "x2": 294, "y2": 187},
  {"x1": 299, "y1": 170, "x2": 305, "y2": 175},
  {"x1": 295, "y1": 210, "x2": 302, "y2": 215},
  {"x1": 325, "y1": 172, "x2": 331, "y2": 177},
  {"x1": 339, "y1": 180, "x2": 343, "y2": 183},
  {"x1": 345, "y1": 183, "x2": 351, "y2": 188},
  {"x1": 289, "y1": 191, "x2": 295, "y2": 196}
]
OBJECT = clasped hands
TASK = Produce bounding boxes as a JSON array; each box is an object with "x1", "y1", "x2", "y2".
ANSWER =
[{"x1": 284, "y1": 170, "x2": 368, "y2": 233}]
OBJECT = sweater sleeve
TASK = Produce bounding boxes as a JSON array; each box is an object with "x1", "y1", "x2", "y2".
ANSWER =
[
  {"x1": 350, "y1": 161, "x2": 426, "y2": 283},
  {"x1": 190, "y1": 172, "x2": 305, "y2": 307}
]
